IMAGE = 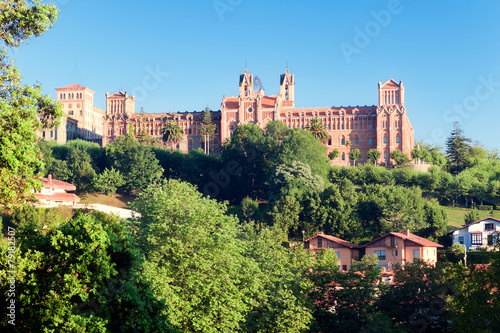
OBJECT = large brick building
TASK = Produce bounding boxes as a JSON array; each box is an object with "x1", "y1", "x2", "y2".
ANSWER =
[{"x1": 44, "y1": 69, "x2": 414, "y2": 165}]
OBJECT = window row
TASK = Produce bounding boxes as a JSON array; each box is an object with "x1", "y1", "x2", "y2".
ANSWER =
[{"x1": 60, "y1": 92, "x2": 83, "y2": 100}]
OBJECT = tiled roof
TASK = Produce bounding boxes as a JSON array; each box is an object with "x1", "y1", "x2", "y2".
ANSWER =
[
  {"x1": 364, "y1": 230, "x2": 443, "y2": 248},
  {"x1": 304, "y1": 232, "x2": 360, "y2": 249},
  {"x1": 35, "y1": 192, "x2": 80, "y2": 202},
  {"x1": 448, "y1": 217, "x2": 500, "y2": 233},
  {"x1": 261, "y1": 96, "x2": 276, "y2": 108},
  {"x1": 41, "y1": 177, "x2": 77, "y2": 191},
  {"x1": 55, "y1": 83, "x2": 87, "y2": 90},
  {"x1": 225, "y1": 97, "x2": 239, "y2": 109}
]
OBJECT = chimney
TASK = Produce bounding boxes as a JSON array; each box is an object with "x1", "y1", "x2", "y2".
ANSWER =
[
  {"x1": 48, "y1": 174, "x2": 52, "y2": 185},
  {"x1": 404, "y1": 229, "x2": 410, "y2": 236},
  {"x1": 317, "y1": 231, "x2": 324, "y2": 235}
]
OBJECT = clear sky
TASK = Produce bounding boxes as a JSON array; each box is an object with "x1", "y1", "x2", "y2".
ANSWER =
[{"x1": 10, "y1": 0, "x2": 500, "y2": 150}]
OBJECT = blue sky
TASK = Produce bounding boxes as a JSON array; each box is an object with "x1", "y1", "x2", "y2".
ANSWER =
[{"x1": 11, "y1": 0, "x2": 500, "y2": 150}]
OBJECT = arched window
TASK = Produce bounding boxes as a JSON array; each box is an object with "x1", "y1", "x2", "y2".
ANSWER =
[
  {"x1": 354, "y1": 136, "x2": 359, "y2": 145},
  {"x1": 342, "y1": 153, "x2": 345, "y2": 161},
  {"x1": 328, "y1": 124, "x2": 331, "y2": 130},
  {"x1": 383, "y1": 135, "x2": 387, "y2": 144},
  {"x1": 188, "y1": 139, "x2": 193, "y2": 150},
  {"x1": 285, "y1": 85, "x2": 289, "y2": 100},
  {"x1": 341, "y1": 123, "x2": 344, "y2": 130},
  {"x1": 368, "y1": 137, "x2": 372, "y2": 145},
  {"x1": 229, "y1": 125, "x2": 235, "y2": 137},
  {"x1": 328, "y1": 137, "x2": 332, "y2": 145},
  {"x1": 368, "y1": 123, "x2": 371, "y2": 130},
  {"x1": 245, "y1": 85, "x2": 248, "y2": 96},
  {"x1": 396, "y1": 135, "x2": 401, "y2": 144},
  {"x1": 355, "y1": 123, "x2": 358, "y2": 130},
  {"x1": 384, "y1": 152, "x2": 387, "y2": 159},
  {"x1": 341, "y1": 136, "x2": 345, "y2": 145}
]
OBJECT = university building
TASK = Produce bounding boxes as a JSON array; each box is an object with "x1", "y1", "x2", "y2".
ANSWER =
[{"x1": 42, "y1": 69, "x2": 414, "y2": 165}]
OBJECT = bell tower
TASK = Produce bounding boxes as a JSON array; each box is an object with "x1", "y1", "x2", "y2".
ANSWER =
[
  {"x1": 239, "y1": 68, "x2": 254, "y2": 97},
  {"x1": 378, "y1": 79, "x2": 404, "y2": 106},
  {"x1": 279, "y1": 67, "x2": 295, "y2": 107}
]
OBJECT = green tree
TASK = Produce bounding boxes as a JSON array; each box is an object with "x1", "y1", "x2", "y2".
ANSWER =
[
  {"x1": 308, "y1": 255, "x2": 384, "y2": 333},
  {"x1": 0, "y1": 0, "x2": 63, "y2": 210},
  {"x1": 367, "y1": 148, "x2": 381, "y2": 165},
  {"x1": 200, "y1": 107, "x2": 216, "y2": 154},
  {"x1": 306, "y1": 118, "x2": 329, "y2": 142},
  {"x1": 162, "y1": 120, "x2": 183, "y2": 149},
  {"x1": 105, "y1": 135, "x2": 163, "y2": 192},
  {"x1": 130, "y1": 179, "x2": 259, "y2": 332},
  {"x1": 446, "y1": 122, "x2": 472, "y2": 174},
  {"x1": 0, "y1": 211, "x2": 176, "y2": 332},
  {"x1": 464, "y1": 209, "x2": 479, "y2": 225},
  {"x1": 349, "y1": 149, "x2": 361, "y2": 166},
  {"x1": 328, "y1": 149, "x2": 339, "y2": 161},
  {"x1": 93, "y1": 167, "x2": 125, "y2": 195},
  {"x1": 238, "y1": 226, "x2": 315, "y2": 332},
  {"x1": 390, "y1": 149, "x2": 410, "y2": 166},
  {"x1": 269, "y1": 161, "x2": 324, "y2": 203},
  {"x1": 67, "y1": 148, "x2": 96, "y2": 193}
]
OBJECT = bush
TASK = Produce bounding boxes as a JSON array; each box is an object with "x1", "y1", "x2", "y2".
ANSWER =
[{"x1": 476, "y1": 205, "x2": 493, "y2": 211}]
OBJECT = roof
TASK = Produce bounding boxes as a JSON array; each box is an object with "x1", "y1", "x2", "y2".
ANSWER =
[
  {"x1": 261, "y1": 96, "x2": 277, "y2": 108},
  {"x1": 109, "y1": 91, "x2": 127, "y2": 97},
  {"x1": 304, "y1": 232, "x2": 360, "y2": 249},
  {"x1": 448, "y1": 217, "x2": 500, "y2": 234},
  {"x1": 55, "y1": 83, "x2": 94, "y2": 93},
  {"x1": 35, "y1": 192, "x2": 80, "y2": 202},
  {"x1": 380, "y1": 78, "x2": 400, "y2": 89},
  {"x1": 364, "y1": 230, "x2": 443, "y2": 248},
  {"x1": 41, "y1": 176, "x2": 77, "y2": 191},
  {"x1": 224, "y1": 97, "x2": 239, "y2": 109}
]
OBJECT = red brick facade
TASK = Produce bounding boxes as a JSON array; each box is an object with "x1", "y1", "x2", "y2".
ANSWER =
[{"x1": 55, "y1": 69, "x2": 414, "y2": 165}]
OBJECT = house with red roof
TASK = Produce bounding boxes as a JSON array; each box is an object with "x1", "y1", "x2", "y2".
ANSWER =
[
  {"x1": 303, "y1": 231, "x2": 361, "y2": 271},
  {"x1": 449, "y1": 217, "x2": 500, "y2": 251},
  {"x1": 363, "y1": 229, "x2": 443, "y2": 270},
  {"x1": 34, "y1": 174, "x2": 80, "y2": 207}
]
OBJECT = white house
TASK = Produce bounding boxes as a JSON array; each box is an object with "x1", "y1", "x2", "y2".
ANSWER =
[
  {"x1": 449, "y1": 217, "x2": 500, "y2": 251},
  {"x1": 33, "y1": 174, "x2": 80, "y2": 207}
]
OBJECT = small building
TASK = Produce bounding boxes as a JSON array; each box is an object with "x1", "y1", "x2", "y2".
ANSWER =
[
  {"x1": 363, "y1": 230, "x2": 443, "y2": 270},
  {"x1": 449, "y1": 217, "x2": 500, "y2": 251},
  {"x1": 303, "y1": 231, "x2": 360, "y2": 271},
  {"x1": 34, "y1": 174, "x2": 80, "y2": 207}
]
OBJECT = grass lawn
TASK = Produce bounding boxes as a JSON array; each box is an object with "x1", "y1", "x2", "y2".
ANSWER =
[
  {"x1": 79, "y1": 193, "x2": 136, "y2": 209},
  {"x1": 443, "y1": 205, "x2": 500, "y2": 232}
]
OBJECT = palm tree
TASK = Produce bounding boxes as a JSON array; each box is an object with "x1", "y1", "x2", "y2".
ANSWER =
[
  {"x1": 162, "y1": 121, "x2": 183, "y2": 149},
  {"x1": 307, "y1": 118, "x2": 329, "y2": 142}
]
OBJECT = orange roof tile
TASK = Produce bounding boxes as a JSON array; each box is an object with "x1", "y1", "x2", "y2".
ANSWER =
[
  {"x1": 304, "y1": 232, "x2": 360, "y2": 249},
  {"x1": 261, "y1": 96, "x2": 276, "y2": 108},
  {"x1": 41, "y1": 176, "x2": 77, "y2": 191},
  {"x1": 364, "y1": 230, "x2": 443, "y2": 248},
  {"x1": 35, "y1": 192, "x2": 80, "y2": 202}
]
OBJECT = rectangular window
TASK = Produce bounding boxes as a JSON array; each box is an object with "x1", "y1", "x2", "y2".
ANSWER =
[
  {"x1": 375, "y1": 250, "x2": 386, "y2": 261},
  {"x1": 485, "y1": 223, "x2": 495, "y2": 231},
  {"x1": 413, "y1": 250, "x2": 420, "y2": 259},
  {"x1": 471, "y1": 233, "x2": 482, "y2": 245},
  {"x1": 342, "y1": 265, "x2": 347, "y2": 271},
  {"x1": 334, "y1": 251, "x2": 340, "y2": 260},
  {"x1": 368, "y1": 123, "x2": 371, "y2": 130},
  {"x1": 390, "y1": 235, "x2": 395, "y2": 247},
  {"x1": 458, "y1": 236, "x2": 464, "y2": 245},
  {"x1": 317, "y1": 238, "x2": 322, "y2": 248},
  {"x1": 487, "y1": 235, "x2": 494, "y2": 246},
  {"x1": 392, "y1": 250, "x2": 398, "y2": 256}
]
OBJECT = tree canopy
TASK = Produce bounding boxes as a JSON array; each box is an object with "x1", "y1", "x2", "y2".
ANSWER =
[{"x1": 0, "y1": 0, "x2": 63, "y2": 210}]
